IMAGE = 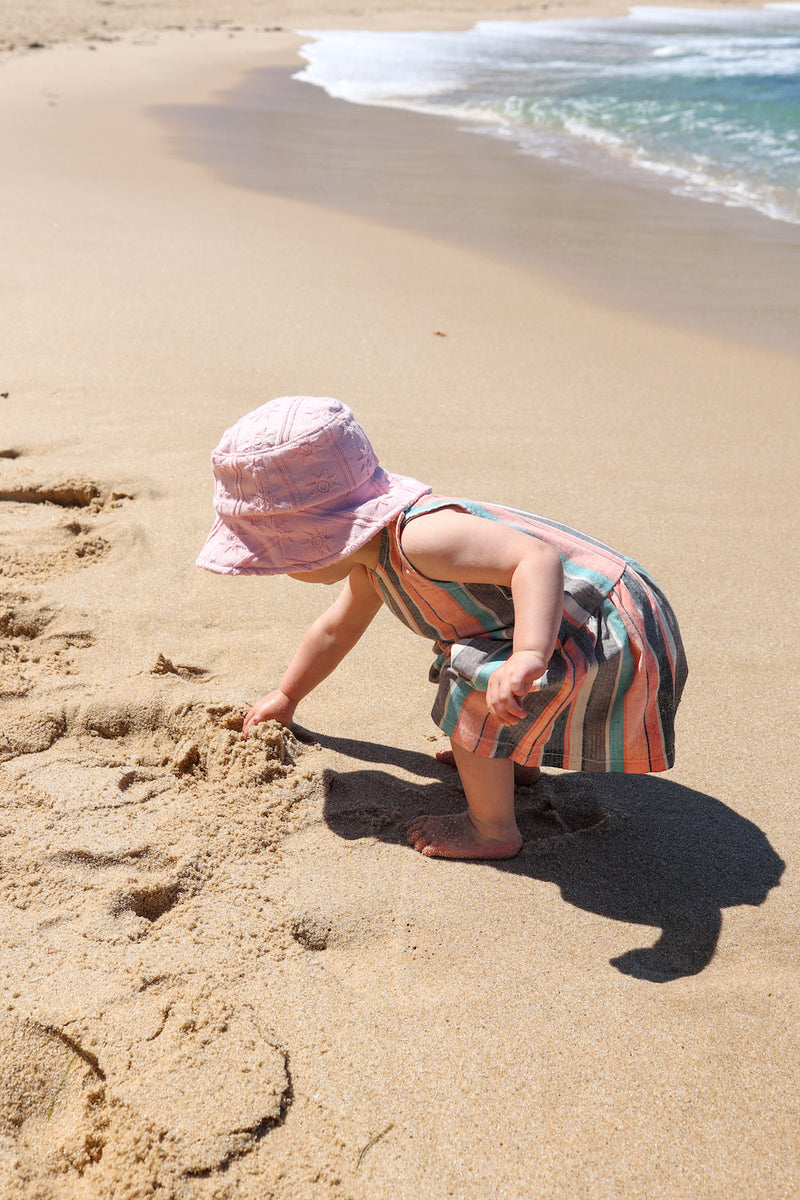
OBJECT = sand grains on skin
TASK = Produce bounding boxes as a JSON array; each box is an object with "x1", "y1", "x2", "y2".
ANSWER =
[{"x1": 407, "y1": 810, "x2": 525, "y2": 859}]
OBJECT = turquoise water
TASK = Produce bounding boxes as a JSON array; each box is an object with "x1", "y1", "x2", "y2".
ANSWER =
[{"x1": 296, "y1": 5, "x2": 800, "y2": 224}]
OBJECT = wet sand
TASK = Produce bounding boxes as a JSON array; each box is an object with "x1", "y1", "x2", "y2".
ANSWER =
[{"x1": 160, "y1": 62, "x2": 800, "y2": 353}]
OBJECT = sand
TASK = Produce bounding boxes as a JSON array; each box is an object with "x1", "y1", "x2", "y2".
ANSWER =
[{"x1": 1, "y1": 5, "x2": 798, "y2": 1199}]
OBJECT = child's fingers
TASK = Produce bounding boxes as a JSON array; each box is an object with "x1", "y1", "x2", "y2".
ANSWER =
[
  {"x1": 242, "y1": 690, "x2": 296, "y2": 737},
  {"x1": 496, "y1": 709, "x2": 526, "y2": 726},
  {"x1": 487, "y1": 674, "x2": 529, "y2": 724},
  {"x1": 486, "y1": 652, "x2": 548, "y2": 724},
  {"x1": 243, "y1": 702, "x2": 272, "y2": 737},
  {"x1": 487, "y1": 691, "x2": 528, "y2": 725}
]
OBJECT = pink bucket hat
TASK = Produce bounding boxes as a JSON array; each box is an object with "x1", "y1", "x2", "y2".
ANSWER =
[{"x1": 196, "y1": 396, "x2": 431, "y2": 576}]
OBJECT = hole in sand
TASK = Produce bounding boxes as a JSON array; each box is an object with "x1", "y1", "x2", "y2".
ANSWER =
[
  {"x1": 290, "y1": 915, "x2": 330, "y2": 951},
  {"x1": 48, "y1": 630, "x2": 96, "y2": 649},
  {"x1": 118, "y1": 768, "x2": 149, "y2": 791},
  {"x1": 85, "y1": 710, "x2": 133, "y2": 739},
  {"x1": 0, "y1": 597, "x2": 55, "y2": 639},
  {"x1": 52, "y1": 846, "x2": 153, "y2": 869},
  {"x1": 112, "y1": 881, "x2": 181, "y2": 923},
  {"x1": 62, "y1": 519, "x2": 89, "y2": 536}
]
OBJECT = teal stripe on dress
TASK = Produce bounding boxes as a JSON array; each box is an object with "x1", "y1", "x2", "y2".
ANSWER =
[
  {"x1": 435, "y1": 498, "x2": 624, "y2": 600},
  {"x1": 473, "y1": 658, "x2": 506, "y2": 691},
  {"x1": 431, "y1": 579, "x2": 509, "y2": 635},
  {"x1": 438, "y1": 676, "x2": 472, "y2": 738},
  {"x1": 401, "y1": 507, "x2": 515, "y2": 633}
]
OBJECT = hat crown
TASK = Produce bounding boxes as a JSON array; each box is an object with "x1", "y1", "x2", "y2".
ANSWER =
[
  {"x1": 210, "y1": 396, "x2": 378, "y2": 516},
  {"x1": 196, "y1": 395, "x2": 432, "y2": 576}
]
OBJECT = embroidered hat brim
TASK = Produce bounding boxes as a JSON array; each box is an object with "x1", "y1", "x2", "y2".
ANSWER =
[
  {"x1": 196, "y1": 397, "x2": 431, "y2": 576},
  {"x1": 196, "y1": 466, "x2": 431, "y2": 575}
]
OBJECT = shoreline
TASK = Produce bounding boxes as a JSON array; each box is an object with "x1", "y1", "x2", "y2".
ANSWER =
[
  {"x1": 1, "y1": 17, "x2": 799, "y2": 1200},
  {"x1": 159, "y1": 57, "x2": 800, "y2": 355}
]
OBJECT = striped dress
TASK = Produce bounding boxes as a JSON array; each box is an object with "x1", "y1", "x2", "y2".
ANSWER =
[{"x1": 366, "y1": 496, "x2": 687, "y2": 773}]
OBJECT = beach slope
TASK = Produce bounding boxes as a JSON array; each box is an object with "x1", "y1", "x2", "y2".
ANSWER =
[{"x1": 1, "y1": 14, "x2": 798, "y2": 1200}]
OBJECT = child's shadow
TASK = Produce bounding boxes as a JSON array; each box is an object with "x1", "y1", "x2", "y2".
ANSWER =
[{"x1": 306, "y1": 731, "x2": 785, "y2": 983}]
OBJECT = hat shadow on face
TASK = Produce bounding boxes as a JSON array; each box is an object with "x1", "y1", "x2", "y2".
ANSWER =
[{"x1": 300, "y1": 730, "x2": 785, "y2": 983}]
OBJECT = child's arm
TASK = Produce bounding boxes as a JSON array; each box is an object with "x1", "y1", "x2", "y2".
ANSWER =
[
  {"x1": 400, "y1": 508, "x2": 564, "y2": 726},
  {"x1": 243, "y1": 564, "x2": 382, "y2": 735}
]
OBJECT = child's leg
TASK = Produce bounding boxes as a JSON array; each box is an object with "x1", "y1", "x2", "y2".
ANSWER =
[
  {"x1": 434, "y1": 745, "x2": 541, "y2": 786},
  {"x1": 407, "y1": 741, "x2": 523, "y2": 860}
]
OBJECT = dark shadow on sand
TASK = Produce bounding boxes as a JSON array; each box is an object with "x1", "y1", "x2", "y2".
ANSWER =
[{"x1": 303, "y1": 729, "x2": 785, "y2": 984}]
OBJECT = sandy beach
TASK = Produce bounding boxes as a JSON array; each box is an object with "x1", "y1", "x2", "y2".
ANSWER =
[{"x1": 1, "y1": 4, "x2": 799, "y2": 1198}]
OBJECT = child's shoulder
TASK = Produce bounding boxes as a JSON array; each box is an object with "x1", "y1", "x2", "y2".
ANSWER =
[{"x1": 402, "y1": 494, "x2": 630, "y2": 605}]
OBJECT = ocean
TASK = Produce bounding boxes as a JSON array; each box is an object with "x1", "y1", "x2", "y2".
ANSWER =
[{"x1": 295, "y1": 5, "x2": 800, "y2": 225}]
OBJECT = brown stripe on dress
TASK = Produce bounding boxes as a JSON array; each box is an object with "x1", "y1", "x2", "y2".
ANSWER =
[{"x1": 577, "y1": 606, "x2": 625, "y2": 772}]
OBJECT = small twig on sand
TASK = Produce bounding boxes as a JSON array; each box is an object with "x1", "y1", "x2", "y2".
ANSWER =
[
  {"x1": 356, "y1": 1122, "x2": 395, "y2": 1169},
  {"x1": 46, "y1": 1054, "x2": 77, "y2": 1121}
]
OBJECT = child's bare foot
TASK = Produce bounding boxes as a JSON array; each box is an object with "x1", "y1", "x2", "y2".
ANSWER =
[
  {"x1": 434, "y1": 746, "x2": 541, "y2": 786},
  {"x1": 407, "y1": 811, "x2": 523, "y2": 860}
]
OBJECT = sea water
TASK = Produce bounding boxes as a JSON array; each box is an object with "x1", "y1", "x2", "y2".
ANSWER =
[{"x1": 295, "y1": 5, "x2": 800, "y2": 225}]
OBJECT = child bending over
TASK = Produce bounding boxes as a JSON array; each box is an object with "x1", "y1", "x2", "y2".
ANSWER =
[{"x1": 197, "y1": 396, "x2": 687, "y2": 860}]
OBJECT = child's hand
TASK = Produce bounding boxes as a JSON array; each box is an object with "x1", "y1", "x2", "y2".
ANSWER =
[
  {"x1": 486, "y1": 651, "x2": 548, "y2": 725},
  {"x1": 243, "y1": 690, "x2": 297, "y2": 738}
]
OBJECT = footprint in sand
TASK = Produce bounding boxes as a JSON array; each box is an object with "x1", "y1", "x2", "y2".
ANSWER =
[
  {"x1": 93, "y1": 985, "x2": 291, "y2": 1174},
  {"x1": 0, "y1": 468, "x2": 133, "y2": 582},
  {"x1": 0, "y1": 1016, "x2": 107, "y2": 1192},
  {"x1": 0, "y1": 700, "x2": 315, "y2": 947},
  {"x1": 0, "y1": 589, "x2": 97, "y2": 700},
  {"x1": 0, "y1": 702, "x2": 311, "y2": 1182},
  {"x1": 0, "y1": 1004, "x2": 283, "y2": 1189}
]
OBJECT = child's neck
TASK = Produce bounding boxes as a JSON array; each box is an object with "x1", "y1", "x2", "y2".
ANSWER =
[{"x1": 355, "y1": 529, "x2": 383, "y2": 570}]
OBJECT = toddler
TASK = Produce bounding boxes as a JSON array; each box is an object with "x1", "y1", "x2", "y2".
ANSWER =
[{"x1": 197, "y1": 396, "x2": 687, "y2": 860}]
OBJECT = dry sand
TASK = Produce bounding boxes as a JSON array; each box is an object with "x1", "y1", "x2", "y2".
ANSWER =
[{"x1": 1, "y1": 6, "x2": 798, "y2": 1199}]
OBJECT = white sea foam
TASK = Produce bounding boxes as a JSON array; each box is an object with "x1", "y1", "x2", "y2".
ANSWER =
[{"x1": 295, "y1": 5, "x2": 800, "y2": 225}]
